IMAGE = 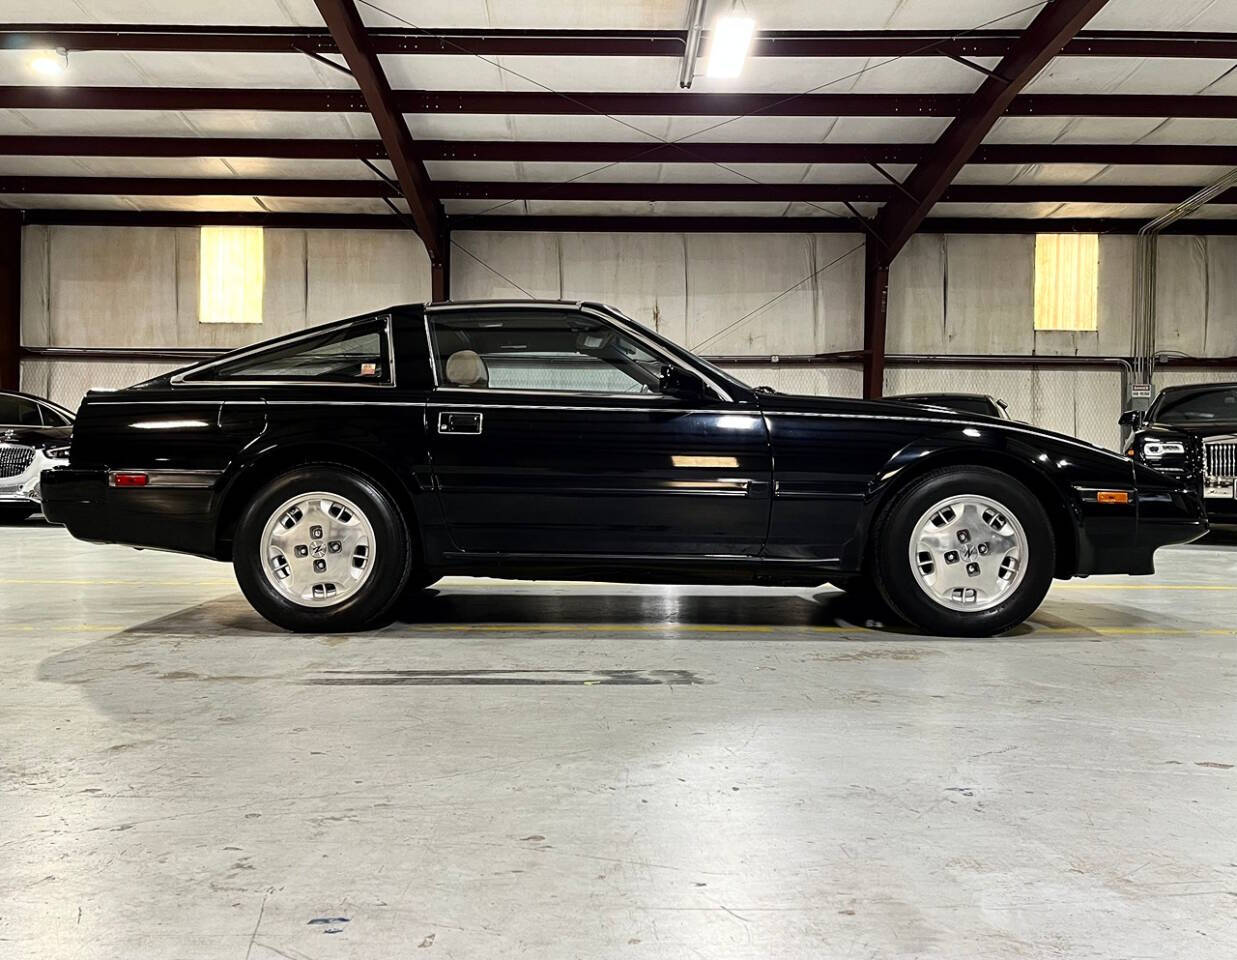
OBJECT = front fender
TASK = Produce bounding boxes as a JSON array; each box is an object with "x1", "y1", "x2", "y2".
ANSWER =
[{"x1": 851, "y1": 423, "x2": 1142, "y2": 577}]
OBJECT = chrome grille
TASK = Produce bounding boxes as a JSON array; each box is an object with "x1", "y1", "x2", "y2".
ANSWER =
[
  {"x1": 0, "y1": 444, "x2": 35, "y2": 478},
  {"x1": 1204, "y1": 438, "x2": 1237, "y2": 480}
]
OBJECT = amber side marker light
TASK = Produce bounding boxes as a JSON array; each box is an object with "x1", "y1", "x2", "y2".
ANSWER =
[
  {"x1": 112, "y1": 473, "x2": 149, "y2": 487},
  {"x1": 1097, "y1": 490, "x2": 1131, "y2": 504}
]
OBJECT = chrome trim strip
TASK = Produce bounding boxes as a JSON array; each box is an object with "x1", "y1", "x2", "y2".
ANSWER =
[
  {"x1": 441, "y1": 550, "x2": 840, "y2": 564},
  {"x1": 89, "y1": 399, "x2": 426, "y2": 408},
  {"x1": 108, "y1": 469, "x2": 221, "y2": 489},
  {"x1": 429, "y1": 401, "x2": 717, "y2": 414}
]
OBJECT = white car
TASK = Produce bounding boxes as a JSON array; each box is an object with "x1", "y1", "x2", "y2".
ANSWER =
[{"x1": 0, "y1": 390, "x2": 74, "y2": 522}]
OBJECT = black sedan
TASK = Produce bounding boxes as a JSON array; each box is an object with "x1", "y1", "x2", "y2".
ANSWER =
[
  {"x1": 0, "y1": 389, "x2": 74, "y2": 521},
  {"x1": 1123, "y1": 382, "x2": 1237, "y2": 525},
  {"x1": 42, "y1": 301, "x2": 1205, "y2": 636}
]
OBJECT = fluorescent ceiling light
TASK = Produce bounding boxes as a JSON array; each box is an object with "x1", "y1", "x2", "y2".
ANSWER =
[
  {"x1": 30, "y1": 48, "x2": 69, "y2": 77},
  {"x1": 705, "y1": 15, "x2": 755, "y2": 79}
]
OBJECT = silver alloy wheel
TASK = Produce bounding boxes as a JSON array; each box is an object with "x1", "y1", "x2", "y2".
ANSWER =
[
  {"x1": 259, "y1": 491, "x2": 376, "y2": 608},
  {"x1": 908, "y1": 494, "x2": 1028, "y2": 613}
]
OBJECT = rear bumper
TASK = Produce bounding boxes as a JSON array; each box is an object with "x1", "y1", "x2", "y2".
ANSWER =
[{"x1": 41, "y1": 467, "x2": 219, "y2": 556}]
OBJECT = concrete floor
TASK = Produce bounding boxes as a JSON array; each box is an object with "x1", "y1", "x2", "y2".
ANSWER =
[{"x1": 1, "y1": 522, "x2": 1235, "y2": 959}]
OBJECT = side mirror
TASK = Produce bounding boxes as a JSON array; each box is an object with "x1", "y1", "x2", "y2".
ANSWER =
[
  {"x1": 659, "y1": 365, "x2": 706, "y2": 400},
  {"x1": 1118, "y1": 409, "x2": 1143, "y2": 428}
]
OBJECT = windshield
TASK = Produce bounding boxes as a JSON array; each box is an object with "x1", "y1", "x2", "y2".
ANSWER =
[{"x1": 1155, "y1": 387, "x2": 1237, "y2": 424}]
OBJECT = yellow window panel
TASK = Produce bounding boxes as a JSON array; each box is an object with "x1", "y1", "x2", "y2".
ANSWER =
[
  {"x1": 1034, "y1": 233, "x2": 1098, "y2": 332},
  {"x1": 199, "y1": 226, "x2": 264, "y2": 324}
]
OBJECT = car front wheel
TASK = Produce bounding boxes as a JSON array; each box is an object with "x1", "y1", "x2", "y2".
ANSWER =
[
  {"x1": 233, "y1": 465, "x2": 412, "y2": 632},
  {"x1": 873, "y1": 467, "x2": 1055, "y2": 637}
]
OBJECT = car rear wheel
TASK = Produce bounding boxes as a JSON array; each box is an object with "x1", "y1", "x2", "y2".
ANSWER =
[
  {"x1": 233, "y1": 465, "x2": 412, "y2": 632},
  {"x1": 873, "y1": 467, "x2": 1054, "y2": 637}
]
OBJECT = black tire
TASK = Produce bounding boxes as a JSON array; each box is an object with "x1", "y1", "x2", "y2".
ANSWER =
[
  {"x1": 0, "y1": 507, "x2": 34, "y2": 524},
  {"x1": 233, "y1": 465, "x2": 412, "y2": 632},
  {"x1": 872, "y1": 467, "x2": 1054, "y2": 637}
]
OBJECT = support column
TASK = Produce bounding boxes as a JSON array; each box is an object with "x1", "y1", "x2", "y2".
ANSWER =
[
  {"x1": 430, "y1": 221, "x2": 450, "y2": 302},
  {"x1": 0, "y1": 211, "x2": 19, "y2": 391},
  {"x1": 861, "y1": 234, "x2": 889, "y2": 400}
]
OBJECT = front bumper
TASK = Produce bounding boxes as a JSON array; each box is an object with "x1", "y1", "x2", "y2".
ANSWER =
[
  {"x1": 1072, "y1": 475, "x2": 1207, "y2": 576},
  {"x1": 0, "y1": 447, "x2": 63, "y2": 510}
]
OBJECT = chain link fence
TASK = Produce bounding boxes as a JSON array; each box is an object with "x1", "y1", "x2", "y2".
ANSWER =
[{"x1": 21, "y1": 359, "x2": 184, "y2": 410}]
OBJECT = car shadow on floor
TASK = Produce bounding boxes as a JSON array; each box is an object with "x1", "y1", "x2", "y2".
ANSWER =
[
  {"x1": 58, "y1": 583, "x2": 1173, "y2": 645},
  {"x1": 35, "y1": 587, "x2": 1185, "y2": 722}
]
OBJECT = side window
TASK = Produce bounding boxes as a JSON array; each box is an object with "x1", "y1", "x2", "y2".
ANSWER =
[
  {"x1": 39, "y1": 405, "x2": 72, "y2": 427},
  {"x1": 0, "y1": 395, "x2": 42, "y2": 425},
  {"x1": 427, "y1": 310, "x2": 666, "y2": 395},
  {"x1": 184, "y1": 319, "x2": 392, "y2": 384}
]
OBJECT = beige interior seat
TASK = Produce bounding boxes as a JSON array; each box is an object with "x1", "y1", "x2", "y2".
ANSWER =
[{"x1": 444, "y1": 349, "x2": 489, "y2": 388}]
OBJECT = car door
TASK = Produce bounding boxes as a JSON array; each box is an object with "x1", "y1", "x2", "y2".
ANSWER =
[{"x1": 425, "y1": 304, "x2": 771, "y2": 557}]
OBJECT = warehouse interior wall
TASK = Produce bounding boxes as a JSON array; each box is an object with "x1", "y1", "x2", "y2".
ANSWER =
[
  {"x1": 455, "y1": 230, "x2": 1237, "y2": 450},
  {"x1": 19, "y1": 225, "x2": 432, "y2": 406},
  {"x1": 17, "y1": 225, "x2": 1235, "y2": 452}
]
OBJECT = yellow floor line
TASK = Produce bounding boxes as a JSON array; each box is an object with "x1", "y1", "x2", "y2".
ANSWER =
[
  {"x1": 1055, "y1": 583, "x2": 1237, "y2": 591},
  {"x1": 10, "y1": 621, "x2": 1236, "y2": 639},
  {"x1": 2, "y1": 577, "x2": 1232, "y2": 591},
  {"x1": 0, "y1": 578, "x2": 235, "y2": 586}
]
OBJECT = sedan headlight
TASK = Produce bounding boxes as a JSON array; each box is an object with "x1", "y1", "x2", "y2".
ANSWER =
[
  {"x1": 45, "y1": 444, "x2": 72, "y2": 460},
  {"x1": 1142, "y1": 439, "x2": 1186, "y2": 460}
]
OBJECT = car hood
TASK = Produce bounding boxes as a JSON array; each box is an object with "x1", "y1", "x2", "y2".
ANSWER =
[
  {"x1": 755, "y1": 392, "x2": 1134, "y2": 465},
  {"x1": 0, "y1": 425, "x2": 72, "y2": 446},
  {"x1": 1140, "y1": 420, "x2": 1237, "y2": 438},
  {"x1": 757, "y1": 392, "x2": 1018, "y2": 428}
]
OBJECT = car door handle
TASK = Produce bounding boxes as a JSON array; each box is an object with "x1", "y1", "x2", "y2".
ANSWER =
[{"x1": 438, "y1": 411, "x2": 483, "y2": 435}]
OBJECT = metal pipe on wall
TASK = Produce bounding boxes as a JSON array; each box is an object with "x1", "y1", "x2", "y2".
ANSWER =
[
  {"x1": 1130, "y1": 167, "x2": 1237, "y2": 413},
  {"x1": 677, "y1": 0, "x2": 708, "y2": 88}
]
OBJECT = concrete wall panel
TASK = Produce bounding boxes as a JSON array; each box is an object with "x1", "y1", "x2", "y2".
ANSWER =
[
  {"x1": 1154, "y1": 236, "x2": 1208, "y2": 356},
  {"x1": 944, "y1": 234, "x2": 1035, "y2": 354},
  {"x1": 20, "y1": 225, "x2": 430, "y2": 353},
  {"x1": 888, "y1": 234, "x2": 946, "y2": 354}
]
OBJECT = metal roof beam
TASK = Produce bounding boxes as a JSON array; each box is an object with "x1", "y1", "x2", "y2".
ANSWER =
[
  {"x1": 874, "y1": 0, "x2": 1112, "y2": 259},
  {"x1": 4, "y1": 137, "x2": 1237, "y2": 167},
  {"x1": 4, "y1": 25, "x2": 1237, "y2": 58},
  {"x1": 311, "y1": 0, "x2": 443, "y2": 271},
  {"x1": 5, "y1": 179, "x2": 1237, "y2": 204},
  {"x1": 3, "y1": 86, "x2": 1236, "y2": 118},
  {"x1": 22, "y1": 210, "x2": 1237, "y2": 234},
  {"x1": 0, "y1": 177, "x2": 398, "y2": 196}
]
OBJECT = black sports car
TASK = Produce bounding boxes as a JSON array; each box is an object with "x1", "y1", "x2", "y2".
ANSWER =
[
  {"x1": 0, "y1": 389, "x2": 74, "y2": 521},
  {"x1": 1123, "y1": 382, "x2": 1237, "y2": 525},
  {"x1": 889, "y1": 393, "x2": 1011, "y2": 420},
  {"x1": 42, "y1": 300, "x2": 1205, "y2": 636}
]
